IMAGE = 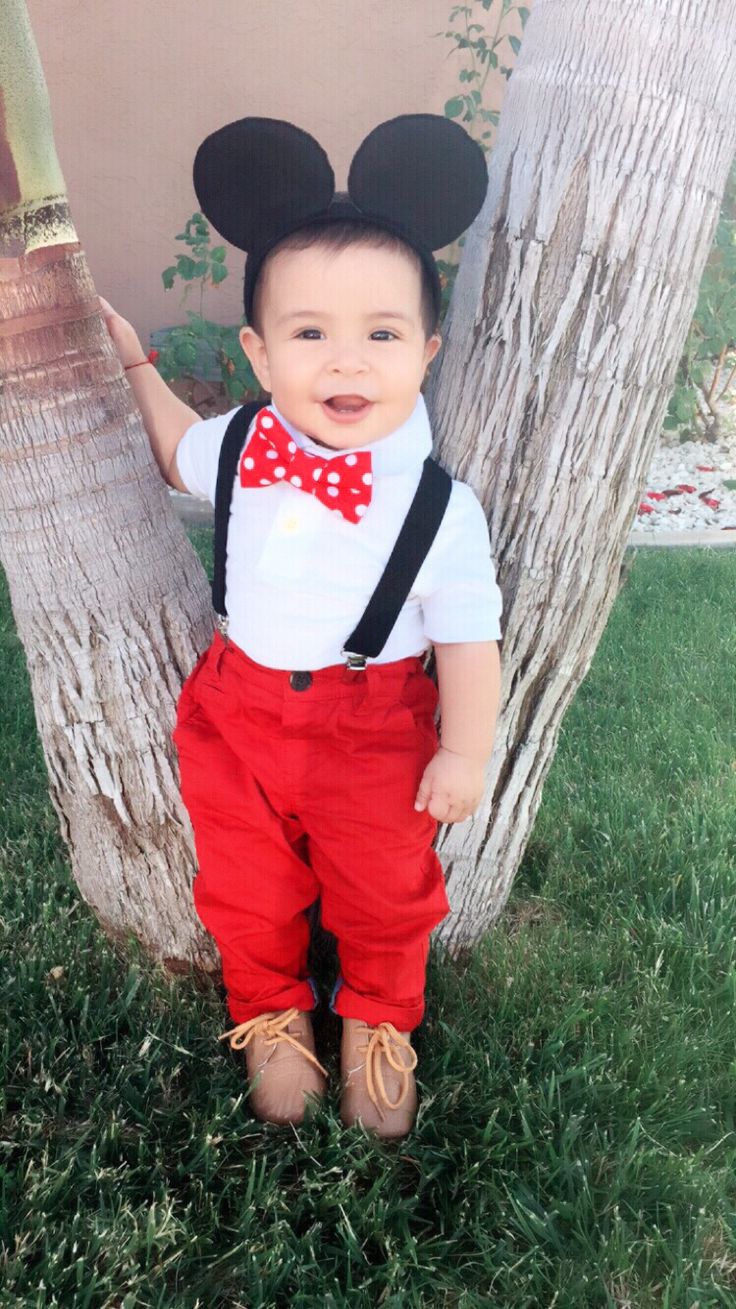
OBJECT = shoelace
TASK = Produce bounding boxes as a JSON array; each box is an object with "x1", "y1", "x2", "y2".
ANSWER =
[
  {"x1": 219, "y1": 1006, "x2": 329, "y2": 1078},
  {"x1": 351, "y1": 1021, "x2": 418, "y2": 1118}
]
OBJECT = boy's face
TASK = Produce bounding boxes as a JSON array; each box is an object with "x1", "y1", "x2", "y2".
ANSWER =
[{"x1": 239, "y1": 242, "x2": 441, "y2": 449}]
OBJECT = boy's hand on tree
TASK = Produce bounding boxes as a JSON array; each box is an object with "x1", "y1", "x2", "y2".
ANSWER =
[
  {"x1": 98, "y1": 295, "x2": 145, "y2": 367},
  {"x1": 414, "y1": 747, "x2": 486, "y2": 823}
]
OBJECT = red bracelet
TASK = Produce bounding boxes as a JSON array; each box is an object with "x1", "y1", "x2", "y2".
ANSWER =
[{"x1": 123, "y1": 359, "x2": 150, "y2": 371}]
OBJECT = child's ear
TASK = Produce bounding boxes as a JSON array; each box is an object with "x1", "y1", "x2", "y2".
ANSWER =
[
  {"x1": 239, "y1": 326, "x2": 271, "y2": 391},
  {"x1": 424, "y1": 332, "x2": 442, "y2": 371}
]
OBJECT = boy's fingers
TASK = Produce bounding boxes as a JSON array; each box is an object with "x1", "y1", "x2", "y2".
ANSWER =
[
  {"x1": 414, "y1": 779, "x2": 431, "y2": 811},
  {"x1": 428, "y1": 794, "x2": 454, "y2": 822},
  {"x1": 430, "y1": 798, "x2": 470, "y2": 824},
  {"x1": 414, "y1": 766, "x2": 439, "y2": 811}
]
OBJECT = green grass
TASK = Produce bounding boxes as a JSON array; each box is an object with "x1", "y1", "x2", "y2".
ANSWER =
[{"x1": 1, "y1": 538, "x2": 735, "y2": 1308}]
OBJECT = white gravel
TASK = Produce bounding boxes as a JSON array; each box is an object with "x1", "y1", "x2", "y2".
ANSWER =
[
  {"x1": 633, "y1": 368, "x2": 736, "y2": 537},
  {"x1": 635, "y1": 436, "x2": 736, "y2": 535}
]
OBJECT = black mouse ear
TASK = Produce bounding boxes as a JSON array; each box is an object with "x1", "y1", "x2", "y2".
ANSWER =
[
  {"x1": 192, "y1": 117, "x2": 335, "y2": 252},
  {"x1": 347, "y1": 114, "x2": 488, "y2": 251}
]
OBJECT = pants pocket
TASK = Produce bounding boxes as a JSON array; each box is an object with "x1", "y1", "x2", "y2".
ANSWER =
[
  {"x1": 400, "y1": 666, "x2": 439, "y2": 726},
  {"x1": 174, "y1": 648, "x2": 211, "y2": 729}
]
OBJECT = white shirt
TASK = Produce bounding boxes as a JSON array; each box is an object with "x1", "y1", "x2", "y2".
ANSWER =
[{"x1": 175, "y1": 394, "x2": 503, "y2": 669}]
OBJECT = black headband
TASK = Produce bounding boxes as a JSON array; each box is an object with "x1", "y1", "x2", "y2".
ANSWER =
[{"x1": 192, "y1": 114, "x2": 489, "y2": 325}]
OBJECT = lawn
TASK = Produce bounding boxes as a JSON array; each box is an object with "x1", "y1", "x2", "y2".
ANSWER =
[{"x1": 1, "y1": 538, "x2": 735, "y2": 1308}]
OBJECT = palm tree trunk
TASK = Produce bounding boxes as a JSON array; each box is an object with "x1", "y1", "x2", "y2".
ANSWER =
[
  {"x1": 0, "y1": 0, "x2": 217, "y2": 969},
  {"x1": 427, "y1": 0, "x2": 736, "y2": 952}
]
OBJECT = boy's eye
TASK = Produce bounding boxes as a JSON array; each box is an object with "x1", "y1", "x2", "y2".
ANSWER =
[{"x1": 294, "y1": 329, "x2": 397, "y2": 341}]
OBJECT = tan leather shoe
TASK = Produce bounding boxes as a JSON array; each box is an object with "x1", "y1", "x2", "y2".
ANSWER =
[
  {"x1": 340, "y1": 1017, "x2": 418, "y2": 1139},
  {"x1": 219, "y1": 1008, "x2": 328, "y2": 1126}
]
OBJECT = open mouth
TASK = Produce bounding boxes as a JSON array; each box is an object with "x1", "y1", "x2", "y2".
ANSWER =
[
  {"x1": 324, "y1": 395, "x2": 371, "y2": 413},
  {"x1": 321, "y1": 395, "x2": 374, "y2": 423}
]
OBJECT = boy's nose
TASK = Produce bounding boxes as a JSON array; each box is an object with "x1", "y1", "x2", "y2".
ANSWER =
[{"x1": 328, "y1": 346, "x2": 369, "y2": 372}]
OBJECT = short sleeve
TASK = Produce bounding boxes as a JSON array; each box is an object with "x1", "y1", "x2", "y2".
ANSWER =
[
  {"x1": 414, "y1": 480, "x2": 503, "y2": 643},
  {"x1": 173, "y1": 406, "x2": 241, "y2": 503}
]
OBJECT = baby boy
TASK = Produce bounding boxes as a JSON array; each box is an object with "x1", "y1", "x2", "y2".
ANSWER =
[{"x1": 103, "y1": 113, "x2": 503, "y2": 1140}]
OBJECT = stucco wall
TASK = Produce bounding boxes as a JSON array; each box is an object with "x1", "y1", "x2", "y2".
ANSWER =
[{"x1": 25, "y1": 0, "x2": 515, "y2": 349}]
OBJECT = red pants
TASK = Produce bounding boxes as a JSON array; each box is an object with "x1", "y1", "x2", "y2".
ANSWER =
[{"x1": 172, "y1": 631, "x2": 450, "y2": 1031}]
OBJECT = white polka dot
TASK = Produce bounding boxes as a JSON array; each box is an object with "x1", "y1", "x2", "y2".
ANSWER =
[
  {"x1": 288, "y1": 441, "x2": 296, "y2": 453},
  {"x1": 260, "y1": 415, "x2": 274, "y2": 428},
  {"x1": 312, "y1": 468, "x2": 322, "y2": 480},
  {"x1": 259, "y1": 478, "x2": 270, "y2": 485},
  {"x1": 362, "y1": 472, "x2": 372, "y2": 485},
  {"x1": 355, "y1": 503, "x2": 367, "y2": 516},
  {"x1": 327, "y1": 471, "x2": 341, "y2": 484},
  {"x1": 266, "y1": 449, "x2": 278, "y2": 459},
  {"x1": 327, "y1": 486, "x2": 339, "y2": 497},
  {"x1": 243, "y1": 456, "x2": 255, "y2": 469},
  {"x1": 290, "y1": 475, "x2": 302, "y2": 487},
  {"x1": 345, "y1": 454, "x2": 358, "y2": 466},
  {"x1": 274, "y1": 467, "x2": 286, "y2": 478}
]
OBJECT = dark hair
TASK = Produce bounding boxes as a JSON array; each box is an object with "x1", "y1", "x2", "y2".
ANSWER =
[{"x1": 248, "y1": 220, "x2": 440, "y2": 339}]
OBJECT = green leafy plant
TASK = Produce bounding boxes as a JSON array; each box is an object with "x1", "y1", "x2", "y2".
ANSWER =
[
  {"x1": 439, "y1": 1, "x2": 529, "y2": 148},
  {"x1": 436, "y1": 1, "x2": 529, "y2": 322},
  {"x1": 664, "y1": 161, "x2": 736, "y2": 442},
  {"x1": 161, "y1": 211, "x2": 229, "y2": 294},
  {"x1": 153, "y1": 213, "x2": 260, "y2": 409}
]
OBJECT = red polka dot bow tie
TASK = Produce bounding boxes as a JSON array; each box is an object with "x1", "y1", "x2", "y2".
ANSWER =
[{"x1": 239, "y1": 407, "x2": 373, "y2": 524}]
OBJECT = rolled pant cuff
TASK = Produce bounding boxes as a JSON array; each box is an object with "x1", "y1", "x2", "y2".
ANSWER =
[
  {"x1": 227, "y1": 976, "x2": 319, "y2": 1025},
  {"x1": 329, "y1": 976, "x2": 424, "y2": 1032}
]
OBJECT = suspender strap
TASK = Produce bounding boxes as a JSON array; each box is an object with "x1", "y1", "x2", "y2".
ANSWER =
[
  {"x1": 212, "y1": 401, "x2": 262, "y2": 621},
  {"x1": 341, "y1": 456, "x2": 452, "y2": 663}
]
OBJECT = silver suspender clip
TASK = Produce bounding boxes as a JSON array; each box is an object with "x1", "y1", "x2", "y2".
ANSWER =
[
  {"x1": 341, "y1": 648, "x2": 368, "y2": 671},
  {"x1": 215, "y1": 613, "x2": 230, "y2": 641}
]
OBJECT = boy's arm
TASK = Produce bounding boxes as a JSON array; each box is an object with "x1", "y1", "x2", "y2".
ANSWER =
[
  {"x1": 434, "y1": 640, "x2": 501, "y2": 761},
  {"x1": 414, "y1": 640, "x2": 501, "y2": 824},
  {"x1": 99, "y1": 296, "x2": 197, "y2": 491}
]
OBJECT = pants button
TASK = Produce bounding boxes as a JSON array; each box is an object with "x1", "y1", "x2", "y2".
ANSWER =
[{"x1": 289, "y1": 670, "x2": 313, "y2": 691}]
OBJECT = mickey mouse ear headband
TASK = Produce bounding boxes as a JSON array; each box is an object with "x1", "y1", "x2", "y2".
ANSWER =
[{"x1": 192, "y1": 114, "x2": 489, "y2": 324}]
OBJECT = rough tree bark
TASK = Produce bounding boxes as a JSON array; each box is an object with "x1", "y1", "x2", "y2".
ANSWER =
[
  {"x1": 0, "y1": 0, "x2": 217, "y2": 968},
  {"x1": 428, "y1": 0, "x2": 736, "y2": 951}
]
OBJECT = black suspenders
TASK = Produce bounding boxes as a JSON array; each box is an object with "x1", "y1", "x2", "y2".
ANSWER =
[
  {"x1": 211, "y1": 401, "x2": 452, "y2": 667},
  {"x1": 212, "y1": 401, "x2": 261, "y2": 623}
]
